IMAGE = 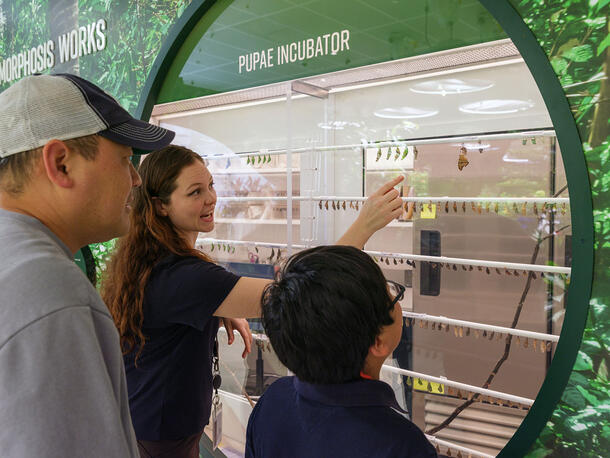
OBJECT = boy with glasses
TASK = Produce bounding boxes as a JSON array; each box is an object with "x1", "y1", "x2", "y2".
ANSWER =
[{"x1": 246, "y1": 245, "x2": 437, "y2": 457}]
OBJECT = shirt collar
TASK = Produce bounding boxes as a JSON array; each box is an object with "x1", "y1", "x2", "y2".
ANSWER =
[{"x1": 293, "y1": 377, "x2": 407, "y2": 414}]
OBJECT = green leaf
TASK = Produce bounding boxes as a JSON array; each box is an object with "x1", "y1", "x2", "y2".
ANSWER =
[
  {"x1": 574, "y1": 351, "x2": 594, "y2": 371},
  {"x1": 575, "y1": 385, "x2": 600, "y2": 406},
  {"x1": 562, "y1": 386, "x2": 587, "y2": 410},
  {"x1": 597, "y1": 34, "x2": 610, "y2": 56},
  {"x1": 562, "y1": 44, "x2": 594, "y2": 62},
  {"x1": 551, "y1": 57, "x2": 568, "y2": 74}
]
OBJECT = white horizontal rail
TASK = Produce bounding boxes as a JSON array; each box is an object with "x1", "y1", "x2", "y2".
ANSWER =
[
  {"x1": 403, "y1": 312, "x2": 559, "y2": 343},
  {"x1": 201, "y1": 130, "x2": 556, "y2": 160},
  {"x1": 366, "y1": 249, "x2": 571, "y2": 275},
  {"x1": 215, "y1": 195, "x2": 569, "y2": 204},
  {"x1": 425, "y1": 435, "x2": 495, "y2": 458},
  {"x1": 198, "y1": 238, "x2": 571, "y2": 275},
  {"x1": 197, "y1": 237, "x2": 307, "y2": 251},
  {"x1": 381, "y1": 365, "x2": 534, "y2": 407}
]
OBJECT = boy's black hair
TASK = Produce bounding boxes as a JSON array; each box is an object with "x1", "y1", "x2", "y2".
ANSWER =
[{"x1": 261, "y1": 245, "x2": 395, "y2": 384}]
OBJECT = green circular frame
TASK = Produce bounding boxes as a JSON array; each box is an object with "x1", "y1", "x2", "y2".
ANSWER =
[{"x1": 136, "y1": 1, "x2": 594, "y2": 456}]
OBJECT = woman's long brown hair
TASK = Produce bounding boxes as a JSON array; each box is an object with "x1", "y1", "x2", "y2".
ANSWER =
[{"x1": 102, "y1": 145, "x2": 212, "y2": 358}]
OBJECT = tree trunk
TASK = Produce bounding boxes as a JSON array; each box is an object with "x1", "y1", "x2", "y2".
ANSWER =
[{"x1": 588, "y1": 16, "x2": 610, "y2": 148}]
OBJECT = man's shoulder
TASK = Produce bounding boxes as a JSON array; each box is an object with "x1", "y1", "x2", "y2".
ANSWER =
[{"x1": 0, "y1": 235, "x2": 106, "y2": 347}]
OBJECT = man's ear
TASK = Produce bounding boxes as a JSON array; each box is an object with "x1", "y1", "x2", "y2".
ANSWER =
[
  {"x1": 153, "y1": 197, "x2": 169, "y2": 217},
  {"x1": 369, "y1": 334, "x2": 391, "y2": 359},
  {"x1": 41, "y1": 140, "x2": 75, "y2": 188}
]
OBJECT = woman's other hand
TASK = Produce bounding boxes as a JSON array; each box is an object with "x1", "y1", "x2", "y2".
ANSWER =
[
  {"x1": 337, "y1": 175, "x2": 404, "y2": 248},
  {"x1": 221, "y1": 317, "x2": 253, "y2": 358}
]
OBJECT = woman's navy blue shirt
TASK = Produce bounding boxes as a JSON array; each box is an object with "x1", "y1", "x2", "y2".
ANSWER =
[{"x1": 124, "y1": 255, "x2": 240, "y2": 441}]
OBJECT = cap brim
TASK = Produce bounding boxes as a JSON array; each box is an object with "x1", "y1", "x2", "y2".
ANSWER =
[{"x1": 98, "y1": 119, "x2": 175, "y2": 154}]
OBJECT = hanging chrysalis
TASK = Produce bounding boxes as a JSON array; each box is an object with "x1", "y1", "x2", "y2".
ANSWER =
[
  {"x1": 355, "y1": 201, "x2": 359, "y2": 210},
  {"x1": 521, "y1": 202, "x2": 527, "y2": 215},
  {"x1": 414, "y1": 146, "x2": 419, "y2": 160},
  {"x1": 325, "y1": 201, "x2": 329, "y2": 210},
  {"x1": 318, "y1": 201, "x2": 323, "y2": 210},
  {"x1": 394, "y1": 146, "x2": 401, "y2": 160},
  {"x1": 445, "y1": 202, "x2": 449, "y2": 213},
  {"x1": 342, "y1": 201, "x2": 346, "y2": 210},
  {"x1": 531, "y1": 137, "x2": 537, "y2": 144},
  {"x1": 386, "y1": 146, "x2": 392, "y2": 160},
  {"x1": 494, "y1": 202, "x2": 499, "y2": 213},
  {"x1": 453, "y1": 202, "x2": 458, "y2": 212},
  {"x1": 457, "y1": 146, "x2": 469, "y2": 171},
  {"x1": 376, "y1": 146, "x2": 382, "y2": 162},
  {"x1": 401, "y1": 146, "x2": 409, "y2": 160},
  {"x1": 485, "y1": 202, "x2": 490, "y2": 213},
  {"x1": 471, "y1": 202, "x2": 477, "y2": 212},
  {"x1": 477, "y1": 203, "x2": 482, "y2": 214},
  {"x1": 246, "y1": 156, "x2": 251, "y2": 165},
  {"x1": 332, "y1": 201, "x2": 336, "y2": 210},
  {"x1": 561, "y1": 202, "x2": 566, "y2": 215},
  {"x1": 462, "y1": 201, "x2": 466, "y2": 212},
  {"x1": 210, "y1": 244, "x2": 215, "y2": 252},
  {"x1": 533, "y1": 202, "x2": 538, "y2": 215},
  {"x1": 349, "y1": 201, "x2": 354, "y2": 209},
  {"x1": 513, "y1": 202, "x2": 519, "y2": 214}
]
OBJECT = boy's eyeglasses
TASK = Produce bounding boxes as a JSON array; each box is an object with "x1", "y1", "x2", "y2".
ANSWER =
[{"x1": 386, "y1": 280, "x2": 405, "y2": 309}]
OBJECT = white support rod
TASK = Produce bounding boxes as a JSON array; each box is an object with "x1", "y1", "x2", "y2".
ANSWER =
[
  {"x1": 317, "y1": 196, "x2": 570, "y2": 204},
  {"x1": 215, "y1": 196, "x2": 570, "y2": 204},
  {"x1": 381, "y1": 365, "x2": 534, "y2": 407},
  {"x1": 201, "y1": 130, "x2": 556, "y2": 160},
  {"x1": 425, "y1": 435, "x2": 495, "y2": 458},
  {"x1": 403, "y1": 311, "x2": 560, "y2": 342},
  {"x1": 197, "y1": 237, "x2": 307, "y2": 250},
  {"x1": 197, "y1": 238, "x2": 572, "y2": 275},
  {"x1": 366, "y1": 249, "x2": 571, "y2": 275}
]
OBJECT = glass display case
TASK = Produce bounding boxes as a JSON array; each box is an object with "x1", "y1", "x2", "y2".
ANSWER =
[{"x1": 150, "y1": 39, "x2": 571, "y2": 457}]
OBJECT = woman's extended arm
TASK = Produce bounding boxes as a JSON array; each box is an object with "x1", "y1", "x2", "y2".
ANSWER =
[
  {"x1": 213, "y1": 175, "x2": 404, "y2": 318},
  {"x1": 336, "y1": 175, "x2": 404, "y2": 248}
]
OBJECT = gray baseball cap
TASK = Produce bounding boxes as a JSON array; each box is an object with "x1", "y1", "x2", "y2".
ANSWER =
[{"x1": 0, "y1": 73, "x2": 175, "y2": 158}]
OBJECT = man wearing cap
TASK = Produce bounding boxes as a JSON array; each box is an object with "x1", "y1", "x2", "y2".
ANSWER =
[{"x1": 0, "y1": 74, "x2": 174, "y2": 457}]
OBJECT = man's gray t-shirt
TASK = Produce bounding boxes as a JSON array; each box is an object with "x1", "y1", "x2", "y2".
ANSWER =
[{"x1": 0, "y1": 210, "x2": 138, "y2": 457}]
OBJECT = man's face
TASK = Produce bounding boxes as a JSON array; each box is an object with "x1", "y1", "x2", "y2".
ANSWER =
[{"x1": 77, "y1": 137, "x2": 141, "y2": 243}]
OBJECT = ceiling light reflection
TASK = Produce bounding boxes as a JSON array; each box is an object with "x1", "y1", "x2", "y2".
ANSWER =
[
  {"x1": 459, "y1": 99, "x2": 534, "y2": 115},
  {"x1": 410, "y1": 78, "x2": 494, "y2": 96},
  {"x1": 374, "y1": 107, "x2": 438, "y2": 119}
]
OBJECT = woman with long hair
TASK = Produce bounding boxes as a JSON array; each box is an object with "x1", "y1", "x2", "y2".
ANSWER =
[{"x1": 102, "y1": 145, "x2": 403, "y2": 458}]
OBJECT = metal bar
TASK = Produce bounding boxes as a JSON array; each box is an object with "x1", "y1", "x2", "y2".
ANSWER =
[
  {"x1": 215, "y1": 196, "x2": 570, "y2": 204},
  {"x1": 200, "y1": 130, "x2": 556, "y2": 160},
  {"x1": 197, "y1": 238, "x2": 572, "y2": 275},
  {"x1": 402, "y1": 311, "x2": 560, "y2": 342},
  {"x1": 381, "y1": 365, "x2": 534, "y2": 406}
]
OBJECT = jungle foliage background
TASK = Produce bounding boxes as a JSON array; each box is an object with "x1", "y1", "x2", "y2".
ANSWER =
[{"x1": 508, "y1": 0, "x2": 610, "y2": 456}]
